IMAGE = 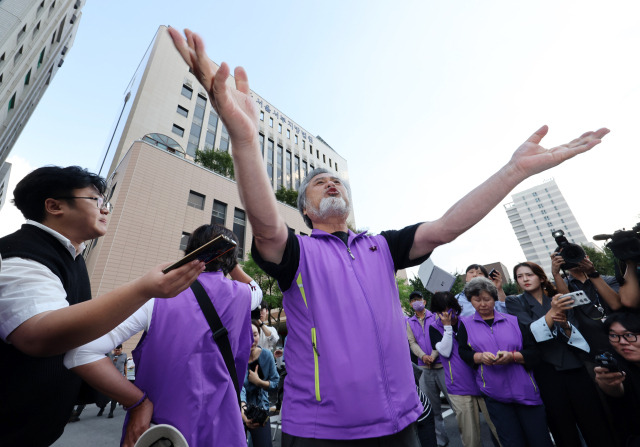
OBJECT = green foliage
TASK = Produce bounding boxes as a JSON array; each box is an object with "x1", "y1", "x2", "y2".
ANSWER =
[
  {"x1": 241, "y1": 253, "x2": 283, "y2": 325},
  {"x1": 581, "y1": 244, "x2": 616, "y2": 276},
  {"x1": 275, "y1": 187, "x2": 298, "y2": 208},
  {"x1": 195, "y1": 148, "x2": 235, "y2": 179},
  {"x1": 502, "y1": 280, "x2": 520, "y2": 296}
]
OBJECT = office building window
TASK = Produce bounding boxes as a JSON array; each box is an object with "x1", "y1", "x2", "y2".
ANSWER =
[
  {"x1": 286, "y1": 150, "x2": 292, "y2": 189},
  {"x1": 260, "y1": 111, "x2": 264, "y2": 121},
  {"x1": 37, "y1": 48, "x2": 45, "y2": 68},
  {"x1": 24, "y1": 69, "x2": 31, "y2": 85},
  {"x1": 205, "y1": 111, "x2": 218, "y2": 150},
  {"x1": 56, "y1": 17, "x2": 65, "y2": 43},
  {"x1": 302, "y1": 140, "x2": 305, "y2": 150},
  {"x1": 302, "y1": 160, "x2": 308, "y2": 178},
  {"x1": 220, "y1": 123, "x2": 230, "y2": 151},
  {"x1": 181, "y1": 84, "x2": 193, "y2": 99},
  {"x1": 187, "y1": 94, "x2": 206, "y2": 156},
  {"x1": 316, "y1": 150, "x2": 320, "y2": 159},
  {"x1": 309, "y1": 144, "x2": 312, "y2": 154},
  {"x1": 269, "y1": 117, "x2": 273, "y2": 127},
  {"x1": 278, "y1": 123, "x2": 282, "y2": 133},
  {"x1": 277, "y1": 145, "x2": 283, "y2": 187},
  {"x1": 18, "y1": 25, "x2": 26, "y2": 42},
  {"x1": 287, "y1": 129, "x2": 290, "y2": 139},
  {"x1": 335, "y1": 163, "x2": 338, "y2": 172},
  {"x1": 33, "y1": 21, "x2": 41, "y2": 37},
  {"x1": 172, "y1": 124, "x2": 185, "y2": 137},
  {"x1": 14, "y1": 46, "x2": 23, "y2": 64},
  {"x1": 212, "y1": 200, "x2": 227, "y2": 225},
  {"x1": 259, "y1": 133, "x2": 264, "y2": 157},
  {"x1": 179, "y1": 232, "x2": 191, "y2": 251},
  {"x1": 267, "y1": 139, "x2": 274, "y2": 183},
  {"x1": 8, "y1": 92, "x2": 16, "y2": 111},
  {"x1": 329, "y1": 158, "x2": 332, "y2": 168},
  {"x1": 294, "y1": 155, "x2": 301, "y2": 190},
  {"x1": 323, "y1": 154, "x2": 326, "y2": 163},
  {"x1": 233, "y1": 208, "x2": 246, "y2": 259},
  {"x1": 187, "y1": 190, "x2": 205, "y2": 210},
  {"x1": 294, "y1": 134, "x2": 298, "y2": 144},
  {"x1": 37, "y1": 1, "x2": 45, "y2": 16},
  {"x1": 176, "y1": 105, "x2": 188, "y2": 117}
]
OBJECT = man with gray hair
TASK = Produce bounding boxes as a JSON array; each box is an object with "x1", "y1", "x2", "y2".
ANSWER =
[{"x1": 170, "y1": 27, "x2": 609, "y2": 446}]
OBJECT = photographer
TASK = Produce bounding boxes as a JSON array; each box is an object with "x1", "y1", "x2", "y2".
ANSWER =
[{"x1": 594, "y1": 311, "x2": 640, "y2": 446}]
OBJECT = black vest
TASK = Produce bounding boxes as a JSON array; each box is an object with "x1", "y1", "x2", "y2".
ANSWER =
[{"x1": 0, "y1": 225, "x2": 92, "y2": 447}]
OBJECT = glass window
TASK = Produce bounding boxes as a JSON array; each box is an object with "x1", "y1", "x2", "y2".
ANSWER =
[
  {"x1": 187, "y1": 190, "x2": 205, "y2": 210},
  {"x1": 287, "y1": 129, "x2": 290, "y2": 139},
  {"x1": 259, "y1": 133, "x2": 264, "y2": 157},
  {"x1": 8, "y1": 92, "x2": 16, "y2": 111},
  {"x1": 33, "y1": 21, "x2": 41, "y2": 37},
  {"x1": 316, "y1": 150, "x2": 320, "y2": 159},
  {"x1": 205, "y1": 111, "x2": 218, "y2": 150},
  {"x1": 181, "y1": 84, "x2": 193, "y2": 99},
  {"x1": 286, "y1": 150, "x2": 292, "y2": 189},
  {"x1": 260, "y1": 111, "x2": 264, "y2": 121},
  {"x1": 302, "y1": 160, "x2": 308, "y2": 178},
  {"x1": 14, "y1": 46, "x2": 23, "y2": 64},
  {"x1": 295, "y1": 134, "x2": 298, "y2": 144},
  {"x1": 37, "y1": 48, "x2": 45, "y2": 68},
  {"x1": 212, "y1": 200, "x2": 227, "y2": 225},
  {"x1": 56, "y1": 17, "x2": 65, "y2": 43},
  {"x1": 176, "y1": 105, "x2": 188, "y2": 117},
  {"x1": 278, "y1": 123, "x2": 282, "y2": 133},
  {"x1": 187, "y1": 94, "x2": 207, "y2": 156},
  {"x1": 220, "y1": 123, "x2": 230, "y2": 151},
  {"x1": 17, "y1": 25, "x2": 26, "y2": 42},
  {"x1": 233, "y1": 208, "x2": 246, "y2": 259},
  {"x1": 335, "y1": 163, "x2": 338, "y2": 172},
  {"x1": 180, "y1": 232, "x2": 190, "y2": 251},
  {"x1": 172, "y1": 124, "x2": 185, "y2": 137},
  {"x1": 294, "y1": 155, "x2": 300, "y2": 190},
  {"x1": 24, "y1": 69, "x2": 31, "y2": 85},
  {"x1": 277, "y1": 145, "x2": 283, "y2": 187},
  {"x1": 269, "y1": 117, "x2": 273, "y2": 128},
  {"x1": 267, "y1": 139, "x2": 274, "y2": 184}
]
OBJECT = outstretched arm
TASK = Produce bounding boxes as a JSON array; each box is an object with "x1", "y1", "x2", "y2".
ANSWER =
[
  {"x1": 409, "y1": 126, "x2": 608, "y2": 260},
  {"x1": 168, "y1": 28, "x2": 288, "y2": 264},
  {"x1": 7, "y1": 260, "x2": 204, "y2": 356}
]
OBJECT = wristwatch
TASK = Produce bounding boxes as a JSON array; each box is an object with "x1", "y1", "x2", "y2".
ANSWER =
[{"x1": 587, "y1": 271, "x2": 600, "y2": 279}]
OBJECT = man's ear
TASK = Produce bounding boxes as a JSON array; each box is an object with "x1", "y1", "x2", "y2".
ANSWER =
[{"x1": 44, "y1": 198, "x2": 65, "y2": 217}]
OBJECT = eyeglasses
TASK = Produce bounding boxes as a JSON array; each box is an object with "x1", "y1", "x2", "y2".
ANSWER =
[
  {"x1": 56, "y1": 196, "x2": 113, "y2": 213},
  {"x1": 608, "y1": 333, "x2": 638, "y2": 343}
]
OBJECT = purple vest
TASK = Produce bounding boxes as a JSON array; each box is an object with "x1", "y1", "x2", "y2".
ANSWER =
[
  {"x1": 408, "y1": 314, "x2": 440, "y2": 367},
  {"x1": 280, "y1": 230, "x2": 422, "y2": 439},
  {"x1": 460, "y1": 311, "x2": 542, "y2": 405},
  {"x1": 430, "y1": 318, "x2": 479, "y2": 396},
  {"x1": 130, "y1": 272, "x2": 253, "y2": 446}
]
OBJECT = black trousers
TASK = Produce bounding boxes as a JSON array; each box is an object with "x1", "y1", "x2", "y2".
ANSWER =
[
  {"x1": 282, "y1": 422, "x2": 421, "y2": 447},
  {"x1": 534, "y1": 362, "x2": 615, "y2": 447}
]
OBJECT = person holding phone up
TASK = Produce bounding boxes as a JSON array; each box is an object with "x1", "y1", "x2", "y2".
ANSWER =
[{"x1": 506, "y1": 262, "x2": 614, "y2": 447}]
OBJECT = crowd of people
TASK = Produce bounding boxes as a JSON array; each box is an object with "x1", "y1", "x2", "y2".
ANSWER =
[{"x1": 1, "y1": 26, "x2": 638, "y2": 447}]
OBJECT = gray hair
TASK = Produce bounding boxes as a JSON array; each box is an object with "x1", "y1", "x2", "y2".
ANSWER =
[
  {"x1": 463, "y1": 277, "x2": 498, "y2": 301},
  {"x1": 297, "y1": 168, "x2": 352, "y2": 229}
]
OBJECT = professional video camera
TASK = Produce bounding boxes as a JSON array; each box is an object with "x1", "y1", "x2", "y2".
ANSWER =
[
  {"x1": 593, "y1": 222, "x2": 640, "y2": 262},
  {"x1": 552, "y1": 229, "x2": 586, "y2": 270}
]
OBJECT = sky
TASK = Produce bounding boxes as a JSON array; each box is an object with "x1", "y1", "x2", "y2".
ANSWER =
[{"x1": 1, "y1": 0, "x2": 639, "y2": 279}]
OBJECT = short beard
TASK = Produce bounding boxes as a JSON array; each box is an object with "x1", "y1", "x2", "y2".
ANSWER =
[{"x1": 307, "y1": 197, "x2": 350, "y2": 222}]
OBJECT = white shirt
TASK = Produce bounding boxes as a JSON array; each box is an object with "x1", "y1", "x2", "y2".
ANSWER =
[
  {"x1": 0, "y1": 221, "x2": 85, "y2": 341},
  {"x1": 258, "y1": 323, "x2": 279, "y2": 350},
  {"x1": 64, "y1": 280, "x2": 263, "y2": 369}
]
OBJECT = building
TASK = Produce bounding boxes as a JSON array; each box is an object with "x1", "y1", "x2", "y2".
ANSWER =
[
  {"x1": 0, "y1": 162, "x2": 10, "y2": 212},
  {"x1": 504, "y1": 178, "x2": 592, "y2": 274},
  {"x1": 84, "y1": 26, "x2": 350, "y2": 352},
  {"x1": 0, "y1": 0, "x2": 84, "y2": 172}
]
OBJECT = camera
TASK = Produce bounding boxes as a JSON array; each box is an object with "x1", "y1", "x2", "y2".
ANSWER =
[
  {"x1": 593, "y1": 222, "x2": 640, "y2": 263},
  {"x1": 595, "y1": 352, "x2": 619, "y2": 373},
  {"x1": 552, "y1": 229, "x2": 586, "y2": 270}
]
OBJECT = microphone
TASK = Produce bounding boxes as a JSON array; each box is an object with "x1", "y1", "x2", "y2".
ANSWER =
[{"x1": 592, "y1": 234, "x2": 613, "y2": 241}]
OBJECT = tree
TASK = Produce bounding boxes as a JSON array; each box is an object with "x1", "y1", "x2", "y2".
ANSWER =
[
  {"x1": 195, "y1": 148, "x2": 235, "y2": 179},
  {"x1": 502, "y1": 280, "x2": 520, "y2": 296},
  {"x1": 581, "y1": 244, "x2": 617, "y2": 276},
  {"x1": 241, "y1": 253, "x2": 283, "y2": 326},
  {"x1": 275, "y1": 187, "x2": 298, "y2": 208}
]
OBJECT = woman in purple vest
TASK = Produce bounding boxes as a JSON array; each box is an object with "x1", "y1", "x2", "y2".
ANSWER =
[
  {"x1": 63, "y1": 224, "x2": 263, "y2": 447},
  {"x1": 428, "y1": 291, "x2": 500, "y2": 447},
  {"x1": 241, "y1": 320, "x2": 279, "y2": 447},
  {"x1": 457, "y1": 277, "x2": 553, "y2": 447}
]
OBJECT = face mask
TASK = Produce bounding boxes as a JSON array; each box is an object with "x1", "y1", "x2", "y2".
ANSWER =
[{"x1": 412, "y1": 301, "x2": 425, "y2": 312}]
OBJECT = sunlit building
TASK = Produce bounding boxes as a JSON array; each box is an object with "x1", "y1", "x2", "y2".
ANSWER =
[{"x1": 0, "y1": 0, "x2": 84, "y2": 172}]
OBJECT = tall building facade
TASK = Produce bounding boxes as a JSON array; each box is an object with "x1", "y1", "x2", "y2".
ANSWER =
[
  {"x1": 0, "y1": 0, "x2": 84, "y2": 171},
  {"x1": 504, "y1": 178, "x2": 590, "y2": 274},
  {"x1": 85, "y1": 26, "x2": 351, "y2": 306}
]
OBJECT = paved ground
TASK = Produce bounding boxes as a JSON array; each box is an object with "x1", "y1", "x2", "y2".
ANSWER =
[{"x1": 52, "y1": 401, "x2": 497, "y2": 446}]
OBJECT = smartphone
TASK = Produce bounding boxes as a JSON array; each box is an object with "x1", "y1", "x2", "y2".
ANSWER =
[
  {"x1": 560, "y1": 290, "x2": 591, "y2": 307},
  {"x1": 595, "y1": 352, "x2": 619, "y2": 373},
  {"x1": 162, "y1": 234, "x2": 237, "y2": 274},
  {"x1": 488, "y1": 269, "x2": 497, "y2": 279}
]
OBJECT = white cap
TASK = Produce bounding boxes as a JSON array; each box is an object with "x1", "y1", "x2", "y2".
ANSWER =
[{"x1": 134, "y1": 424, "x2": 189, "y2": 447}]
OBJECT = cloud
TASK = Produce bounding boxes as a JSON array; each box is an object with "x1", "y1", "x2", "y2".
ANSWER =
[{"x1": 0, "y1": 156, "x2": 35, "y2": 237}]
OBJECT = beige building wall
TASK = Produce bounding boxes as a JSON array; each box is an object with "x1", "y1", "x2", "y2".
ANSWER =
[{"x1": 0, "y1": 0, "x2": 84, "y2": 169}]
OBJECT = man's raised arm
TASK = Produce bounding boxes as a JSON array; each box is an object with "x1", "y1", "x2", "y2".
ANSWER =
[
  {"x1": 410, "y1": 126, "x2": 609, "y2": 260},
  {"x1": 169, "y1": 28, "x2": 288, "y2": 264}
]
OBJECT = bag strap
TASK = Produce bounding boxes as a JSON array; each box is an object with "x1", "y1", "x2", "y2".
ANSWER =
[{"x1": 190, "y1": 279, "x2": 241, "y2": 404}]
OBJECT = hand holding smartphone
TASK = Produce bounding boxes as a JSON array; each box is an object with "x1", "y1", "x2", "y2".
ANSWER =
[{"x1": 162, "y1": 235, "x2": 237, "y2": 274}]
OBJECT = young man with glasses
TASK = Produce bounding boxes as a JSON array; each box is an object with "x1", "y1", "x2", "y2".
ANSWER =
[{"x1": 0, "y1": 165, "x2": 204, "y2": 447}]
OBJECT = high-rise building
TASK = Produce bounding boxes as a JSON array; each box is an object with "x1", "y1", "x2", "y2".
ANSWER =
[
  {"x1": 0, "y1": 0, "x2": 84, "y2": 171},
  {"x1": 0, "y1": 162, "x2": 11, "y2": 212},
  {"x1": 504, "y1": 178, "x2": 591, "y2": 274},
  {"x1": 84, "y1": 26, "x2": 351, "y2": 308}
]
